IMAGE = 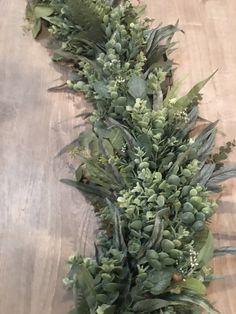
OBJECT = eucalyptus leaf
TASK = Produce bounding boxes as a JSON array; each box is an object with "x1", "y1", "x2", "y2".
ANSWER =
[{"x1": 128, "y1": 75, "x2": 147, "y2": 99}]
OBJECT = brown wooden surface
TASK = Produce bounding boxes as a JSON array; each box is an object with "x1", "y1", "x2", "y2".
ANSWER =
[{"x1": 0, "y1": 0, "x2": 236, "y2": 313}]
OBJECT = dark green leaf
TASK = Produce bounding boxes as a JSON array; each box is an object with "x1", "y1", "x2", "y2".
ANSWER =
[
  {"x1": 150, "y1": 269, "x2": 173, "y2": 295},
  {"x1": 133, "y1": 299, "x2": 169, "y2": 312},
  {"x1": 77, "y1": 265, "x2": 97, "y2": 311},
  {"x1": 207, "y1": 165, "x2": 236, "y2": 186},
  {"x1": 167, "y1": 293, "x2": 220, "y2": 314}
]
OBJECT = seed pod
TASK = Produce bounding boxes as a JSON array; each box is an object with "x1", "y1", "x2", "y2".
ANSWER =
[
  {"x1": 156, "y1": 195, "x2": 165, "y2": 207},
  {"x1": 190, "y1": 188, "x2": 198, "y2": 196},
  {"x1": 103, "y1": 15, "x2": 109, "y2": 24},
  {"x1": 163, "y1": 230, "x2": 171, "y2": 239},
  {"x1": 173, "y1": 239, "x2": 182, "y2": 248},
  {"x1": 183, "y1": 202, "x2": 194, "y2": 212},
  {"x1": 190, "y1": 196, "x2": 203, "y2": 209},
  {"x1": 192, "y1": 220, "x2": 204, "y2": 232},
  {"x1": 202, "y1": 207, "x2": 213, "y2": 218},
  {"x1": 129, "y1": 220, "x2": 142, "y2": 231},
  {"x1": 195, "y1": 212, "x2": 206, "y2": 221},
  {"x1": 101, "y1": 273, "x2": 112, "y2": 281},
  {"x1": 111, "y1": 91, "x2": 118, "y2": 99},
  {"x1": 163, "y1": 257, "x2": 176, "y2": 266},
  {"x1": 181, "y1": 212, "x2": 195, "y2": 225},
  {"x1": 138, "y1": 162, "x2": 150, "y2": 170},
  {"x1": 115, "y1": 42, "x2": 122, "y2": 53},
  {"x1": 167, "y1": 175, "x2": 180, "y2": 186},
  {"x1": 116, "y1": 96, "x2": 127, "y2": 105},
  {"x1": 182, "y1": 169, "x2": 192, "y2": 177},
  {"x1": 146, "y1": 249, "x2": 159, "y2": 260},
  {"x1": 161, "y1": 239, "x2": 175, "y2": 252},
  {"x1": 152, "y1": 144, "x2": 159, "y2": 152},
  {"x1": 154, "y1": 172, "x2": 162, "y2": 182},
  {"x1": 169, "y1": 249, "x2": 182, "y2": 259}
]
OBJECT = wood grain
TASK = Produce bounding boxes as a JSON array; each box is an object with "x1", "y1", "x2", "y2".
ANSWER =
[
  {"x1": 0, "y1": 1, "x2": 97, "y2": 313},
  {"x1": 0, "y1": 0, "x2": 235, "y2": 313}
]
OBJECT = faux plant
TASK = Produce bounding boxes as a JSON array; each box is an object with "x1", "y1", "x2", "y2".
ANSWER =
[{"x1": 27, "y1": 1, "x2": 236, "y2": 313}]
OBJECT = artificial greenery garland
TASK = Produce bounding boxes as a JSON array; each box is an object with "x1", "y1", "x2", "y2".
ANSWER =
[{"x1": 26, "y1": 1, "x2": 236, "y2": 313}]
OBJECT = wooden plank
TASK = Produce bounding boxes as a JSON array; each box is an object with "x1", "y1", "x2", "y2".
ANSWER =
[
  {"x1": 0, "y1": 0, "x2": 235, "y2": 313},
  {"x1": 0, "y1": 1, "x2": 97, "y2": 313}
]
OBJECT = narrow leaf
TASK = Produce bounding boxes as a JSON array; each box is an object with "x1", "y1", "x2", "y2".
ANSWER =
[{"x1": 133, "y1": 299, "x2": 169, "y2": 312}]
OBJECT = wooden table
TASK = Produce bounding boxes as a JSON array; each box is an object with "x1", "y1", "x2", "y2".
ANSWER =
[{"x1": 0, "y1": 0, "x2": 235, "y2": 313}]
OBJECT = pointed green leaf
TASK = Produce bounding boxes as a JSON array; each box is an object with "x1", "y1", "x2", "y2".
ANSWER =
[
  {"x1": 167, "y1": 293, "x2": 220, "y2": 314},
  {"x1": 175, "y1": 71, "x2": 217, "y2": 111},
  {"x1": 207, "y1": 165, "x2": 236, "y2": 186},
  {"x1": 178, "y1": 278, "x2": 207, "y2": 295},
  {"x1": 32, "y1": 18, "x2": 42, "y2": 38},
  {"x1": 197, "y1": 230, "x2": 214, "y2": 266},
  {"x1": 77, "y1": 265, "x2": 97, "y2": 311},
  {"x1": 133, "y1": 299, "x2": 169, "y2": 312}
]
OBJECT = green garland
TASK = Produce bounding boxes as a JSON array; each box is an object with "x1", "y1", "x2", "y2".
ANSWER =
[{"x1": 26, "y1": 1, "x2": 236, "y2": 313}]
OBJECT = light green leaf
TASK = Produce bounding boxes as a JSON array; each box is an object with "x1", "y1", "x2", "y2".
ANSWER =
[
  {"x1": 75, "y1": 165, "x2": 84, "y2": 182},
  {"x1": 175, "y1": 71, "x2": 217, "y2": 111},
  {"x1": 178, "y1": 278, "x2": 207, "y2": 295},
  {"x1": 133, "y1": 299, "x2": 169, "y2": 312},
  {"x1": 109, "y1": 128, "x2": 124, "y2": 151},
  {"x1": 34, "y1": 5, "x2": 54, "y2": 19},
  {"x1": 32, "y1": 18, "x2": 42, "y2": 38},
  {"x1": 128, "y1": 75, "x2": 147, "y2": 99},
  {"x1": 197, "y1": 230, "x2": 214, "y2": 266}
]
